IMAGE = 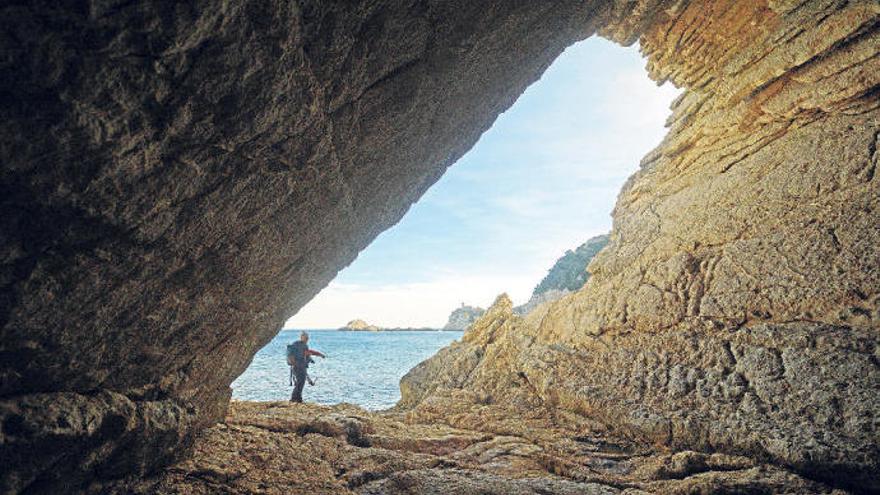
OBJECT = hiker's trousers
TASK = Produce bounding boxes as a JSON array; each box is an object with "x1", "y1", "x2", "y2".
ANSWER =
[{"x1": 291, "y1": 366, "x2": 307, "y2": 402}]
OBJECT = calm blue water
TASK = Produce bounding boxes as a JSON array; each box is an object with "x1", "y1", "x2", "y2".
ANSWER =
[{"x1": 231, "y1": 330, "x2": 462, "y2": 410}]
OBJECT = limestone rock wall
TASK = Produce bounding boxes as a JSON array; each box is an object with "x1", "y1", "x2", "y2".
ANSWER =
[{"x1": 401, "y1": 0, "x2": 880, "y2": 492}]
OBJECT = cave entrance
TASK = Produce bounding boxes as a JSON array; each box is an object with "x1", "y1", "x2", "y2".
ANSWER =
[{"x1": 232, "y1": 37, "x2": 679, "y2": 409}]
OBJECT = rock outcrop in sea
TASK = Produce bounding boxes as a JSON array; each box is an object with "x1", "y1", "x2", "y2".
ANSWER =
[
  {"x1": 340, "y1": 319, "x2": 383, "y2": 332},
  {"x1": 1, "y1": 1, "x2": 877, "y2": 493},
  {"x1": 338, "y1": 319, "x2": 438, "y2": 332}
]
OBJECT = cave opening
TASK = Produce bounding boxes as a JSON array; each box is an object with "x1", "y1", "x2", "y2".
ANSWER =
[
  {"x1": 3, "y1": 1, "x2": 877, "y2": 492},
  {"x1": 231, "y1": 36, "x2": 680, "y2": 408}
]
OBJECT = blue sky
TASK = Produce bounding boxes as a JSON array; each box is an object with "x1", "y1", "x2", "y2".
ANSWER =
[{"x1": 287, "y1": 37, "x2": 680, "y2": 329}]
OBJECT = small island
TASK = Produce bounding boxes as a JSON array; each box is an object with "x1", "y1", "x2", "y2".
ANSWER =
[{"x1": 338, "y1": 319, "x2": 441, "y2": 332}]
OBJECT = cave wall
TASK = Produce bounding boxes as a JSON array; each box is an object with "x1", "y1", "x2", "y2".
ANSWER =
[
  {"x1": 1, "y1": 0, "x2": 878, "y2": 492},
  {"x1": 0, "y1": 1, "x2": 601, "y2": 491},
  {"x1": 402, "y1": 0, "x2": 880, "y2": 492}
]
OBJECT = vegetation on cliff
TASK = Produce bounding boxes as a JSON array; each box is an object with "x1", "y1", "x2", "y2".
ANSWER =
[
  {"x1": 444, "y1": 234, "x2": 610, "y2": 325},
  {"x1": 532, "y1": 235, "x2": 609, "y2": 296}
]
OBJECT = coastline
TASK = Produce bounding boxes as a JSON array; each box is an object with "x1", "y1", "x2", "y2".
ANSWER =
[{"x1": 279, "y1": 328, "x2": 450, "y2": 332}]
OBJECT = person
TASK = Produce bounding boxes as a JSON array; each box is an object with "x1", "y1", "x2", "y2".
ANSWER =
[{"x1": 288, "y1": 331, "x2": 325, "y2": 403}]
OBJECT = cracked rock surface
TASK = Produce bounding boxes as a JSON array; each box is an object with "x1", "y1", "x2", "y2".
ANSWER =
[
  {"x1": 402, "y1": 1, "x2": 880, "y2": 491},
  {"x1": 1, "y1": 1, "x2": 596, "y2": 491},
  {"x1": 1, "y1": 0, "x2": 878, "y2": 492},
  {"x1": 100, "y1": 402, "x2": 841, "y2": 495}
]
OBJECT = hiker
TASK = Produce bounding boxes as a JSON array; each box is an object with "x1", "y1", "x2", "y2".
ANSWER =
[{"x1": 287, "y1": 331, "x2": 325, "y2": 403}]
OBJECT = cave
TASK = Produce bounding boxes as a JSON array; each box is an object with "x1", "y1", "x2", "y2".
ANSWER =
[{"x1": 1, "y1": 1, "x2": 878, "y2": 494}]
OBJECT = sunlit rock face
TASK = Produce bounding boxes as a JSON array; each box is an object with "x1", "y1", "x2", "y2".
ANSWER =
[
  {"x1": 1, "y1": 0, "x2": 878, "y2": 493},
  {"x1": 403, "y1": 1, "x2": 880, "y2": 492}
]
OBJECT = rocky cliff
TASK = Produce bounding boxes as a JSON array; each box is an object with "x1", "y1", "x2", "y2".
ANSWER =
[
  {"x1": 400, "y1": 1, "x2": 880, "y2": 492},
  {"x1": 447, "y1": 234, "x2": 609, "y2": 325},
  {"x1": 0, "y1": 2, "x2": 599, "y2": 491},
  {"x1": 1, "y1": 0, "x2": 878, "y2": 493},
  {"x1": 443, "y1": 305, "x2": 486, "y2": 330},
  {"x1": 532, "y1": 234, "x2": 610, "y2": 297},
  {"x1": 514, "y1": 234, "x2": 611, "y2": 315}
]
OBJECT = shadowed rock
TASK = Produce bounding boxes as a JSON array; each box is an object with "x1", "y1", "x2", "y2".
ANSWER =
[
  {"x1": 1, "y1": 1, "x2": 597, "y2": 491},
  {"x1": 99, "y1": 402, "x2": 840, "y2": 494},
  {"x1": 1, "y1": 0, "x2": 878, "y2": 492}
]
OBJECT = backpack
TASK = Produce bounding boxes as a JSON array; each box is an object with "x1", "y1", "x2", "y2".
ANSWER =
[{"x1": 287, "y1": 341, "x2": 308, "y2": 367}]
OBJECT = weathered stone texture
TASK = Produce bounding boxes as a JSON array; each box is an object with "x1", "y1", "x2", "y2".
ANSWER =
[
  {"x1": 401, "y1": 0, "x2": 880, "y2": 493},
  {"x1": 99, "y1": 401, "x2": 842, "y2": 494},
  {"x1": 1, "y1": 1, "x2": 597, "y2": 491},
  {"x1": 1, "y1": 0, "x2": 878, "y2": 492}
]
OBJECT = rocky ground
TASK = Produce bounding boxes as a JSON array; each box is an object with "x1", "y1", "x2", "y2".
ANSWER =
[
  {"x1": 100, "y1": 400, "x2": 843, "y2": 494},
  {"x1": 2, "y1": 1, "x2": 877, "y2": 492}
]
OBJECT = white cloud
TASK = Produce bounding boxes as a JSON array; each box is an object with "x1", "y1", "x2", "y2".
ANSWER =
[
  {"x1": 285, "y1": 273, "x2": 536, "y2": 329},
  {"x1": 602, "y1": 69, "x2": 680, "y2": 129}
]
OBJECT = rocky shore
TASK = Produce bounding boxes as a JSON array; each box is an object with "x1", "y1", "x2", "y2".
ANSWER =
[
  {"x1": 103, "y1": 401, "x2": 840, "y2": 494},
  {"x1": 103, "y1": 404, "x2": 844, "y2": 495},
  {"x1": 99, "y1": 292, "x2": 867, "y2": 493},
  {"x1": 445, "y1": 234, "x2": 610, "y2": 330}
]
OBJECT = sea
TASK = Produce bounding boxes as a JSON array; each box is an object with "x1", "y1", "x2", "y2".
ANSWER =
[{"x1": 231, "y1": 329, "x2": 462, "y2": 410}]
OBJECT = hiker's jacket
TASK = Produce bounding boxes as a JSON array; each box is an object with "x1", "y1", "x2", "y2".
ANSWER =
[{"x1": 289, "y1": 341, "x2": 324, "y2": 369}]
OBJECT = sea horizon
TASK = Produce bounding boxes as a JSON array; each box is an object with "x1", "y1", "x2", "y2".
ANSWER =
[
  {"x1": 234, "y1": 329, "x2": 463, "y2": 409},
  {"x1": 280, "y1": 327, "x2": 451, "y2": 332}
]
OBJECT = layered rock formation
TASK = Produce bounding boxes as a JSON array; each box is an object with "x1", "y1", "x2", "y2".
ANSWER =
[
  {"x1": 401, "y1": 1, "x2": 880, "y2": 492},
  {"x1": 1, "y1": 0, "x2": 878, "y2": 493},
  {"x1": 102, "y1": 401, "x2": 841, "y2": 494},
  {"x1": 443, "y1": 304, "x2": 486, "y2": 331}
]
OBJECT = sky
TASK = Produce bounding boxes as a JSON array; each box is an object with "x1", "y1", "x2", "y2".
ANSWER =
[{"x1": 286, "y1": 37, "x2": 681, "y2": 329}]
